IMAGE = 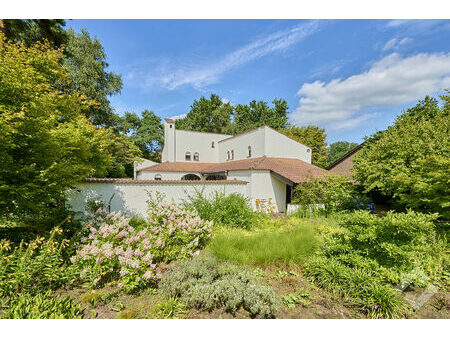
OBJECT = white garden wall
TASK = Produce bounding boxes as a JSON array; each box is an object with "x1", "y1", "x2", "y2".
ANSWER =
[{"x1": 66, "y1": 181, "x2": 248, "y2": 218}]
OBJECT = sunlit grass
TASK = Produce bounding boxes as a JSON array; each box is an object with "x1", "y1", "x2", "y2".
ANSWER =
[{"x1": 208, "y1": 218, "x2": 319, "y2": 265}]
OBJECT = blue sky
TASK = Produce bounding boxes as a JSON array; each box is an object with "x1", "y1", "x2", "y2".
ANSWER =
[{"x1": 67, "y1": 19, "x2": 450, "y2": 144}]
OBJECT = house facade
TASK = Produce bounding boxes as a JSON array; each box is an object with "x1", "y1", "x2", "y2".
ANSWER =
[
  {"x1": 67, "y1": 119, "x2": 325, "y2": 216},
  {"x1": 136, "y1": 119, "x2": 324, "y2": 212}
]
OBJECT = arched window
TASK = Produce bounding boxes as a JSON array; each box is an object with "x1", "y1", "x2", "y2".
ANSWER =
[
  {"x1": 185, "y1": 152, "x2": 191, "y2": 161},
  {"x1": 248, "y1": 146, "x2": 252, "y2": 158},
  {"x1": 154, "y1": 174, "x2": 162, "y2": 181},
  {"x1": 181, "y1": 174, "x2": 201, "y2": 181},
  {"x1": 193, "y1": 152, "x2": 199, "y2": 161},
  {"x1": 211, "y1": 141, "x2": 215, "y2": 148},
  {"x1": 227, "y1": 151, "x2": 230, "y2": 161},
  {"x1": 231, "y1": 150, "x2": 234, "y2": 160}
]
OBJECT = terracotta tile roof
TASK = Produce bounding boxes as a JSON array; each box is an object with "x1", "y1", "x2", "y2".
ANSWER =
[
  {"x1": 203, "y1": 156, "x2": 325, "y2": 183},
  {"x1": 164, "y1": 118, "x2": 175, "y2": 123},
  {"x1": 84, "y1": 178, "x2": 247, "y2": 184},
  {"x1": 139, "y1": 156, "x2": 326, "y2": 184}
]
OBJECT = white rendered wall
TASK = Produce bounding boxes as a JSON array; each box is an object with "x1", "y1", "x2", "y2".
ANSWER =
[
  {"x1": 161, "y1": 121, "x2": 176, "y2": 162},
  {"x1": 66, "y1": 182, "x2": 248, "y2": 218},
  {"x1": 264, "y1": 127, "x2": 311, "y2": 163},
  {"x1": 218, "y1": 127, "x2": 266, "y2": 162},
  {"x1": 174, "y1": 130, "x2": 229, "y2": 163},
  {"x1": 133, "y1": 159, "x2": 157, "y2": 179},
  {"x1": 136, "y1": 171, "x2": 202, "y2": 181},
  {"x1": 248, "y1": 170, "x2": 286, "y2": 213}
]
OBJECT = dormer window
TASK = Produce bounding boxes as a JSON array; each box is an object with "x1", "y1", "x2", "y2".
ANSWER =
[
  {"x1": 193, "y1": 152, "x2": 199, "y2": 161},
  {"x1": 248, "y1": 146, "x2": 252, "y2": 158},
  {"x1": 231, "y1": 150, "x2": 234, "y2": 160},
  {"x1": 211, "y1": 141, "x2": 215, "y2": 148},
  {"x1": 227, "y1": 151, "x2": 230, "y2": 161},
  {"x1": 185, "y1": 152, "x2": 191, "y2": 161}
]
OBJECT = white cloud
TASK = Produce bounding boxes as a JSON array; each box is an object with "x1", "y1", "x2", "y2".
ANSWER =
[
  {"x1": 291, "y1": 53, "x2": 450, "y2": 128},
  {"x1": 383, "y1": 37, "x2": 412, "y2": 51},
  {"x1": 126, "y1": 20, "x2": 323, "y2": 91}
]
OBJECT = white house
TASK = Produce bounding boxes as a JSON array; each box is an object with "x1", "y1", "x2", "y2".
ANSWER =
[
  {"x1": 136, "y1": 119, "x2": 324, "y2": 212},
  {"x1": 67, "y1": 118, "x2": 324, "y2": 216}
]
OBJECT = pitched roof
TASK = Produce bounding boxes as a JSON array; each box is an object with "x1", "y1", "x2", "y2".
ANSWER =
[
  {"x1": 139, "y1": 156, "x2": 326, "y2": 184},
  {"x1": 326, "y1": 143, "x2": 364, "y2": 170},
  {"x1": 84, "y1": 178, "x2": 247, "y2": 184}
]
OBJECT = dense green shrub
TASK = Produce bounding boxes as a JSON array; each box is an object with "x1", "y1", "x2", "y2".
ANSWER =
[
  {"x1": 183, "y1": 191, "x2": 256, "y2": 229},
  {"x1": 331, "y1": 210, "x2": 446, "y2": 281},
  {"x1": 306, "y1": 210, "x2": 447, "y2": 318},
  {"x1": 159, "y1": 255, "x2": 279, "y2": 318},
  {"x1": 1, "y1": 291, "x2": 84, "y2": 319},
  {"x1": 293, "y1": 174, "x2": 356, "y2": 212},
  {"x1": 0, "y1": 227, "x2": 74, "y2": 298},
  {"x1": 71, "y1": 203, "x2": 212, "y2": 292}
]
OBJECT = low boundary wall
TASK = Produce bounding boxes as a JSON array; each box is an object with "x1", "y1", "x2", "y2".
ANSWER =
[{"x1": 66, "y1": 179, "x2": 248, "y2": 218}]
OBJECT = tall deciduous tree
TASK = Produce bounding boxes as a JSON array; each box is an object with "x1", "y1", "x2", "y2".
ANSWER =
[
  {"x1": 119, "y1": 110, "x2": 164, "y2": 162},
  {"x1": 0, "y1": 34, "x2": 138, "y2": 217},
  {"x1": 326, "y1": 141, "x2": 359, "y2": 167},
  {"x1": 59, "y1": 28, "x2": 123, "y2": 127},
  {"x1": 233, "y1": 98, "x2": 289, "y2": 133},
  {"x1": 283, "y1": 125, "x2": 328, "y2": 168},
  {"x1": 0, "y1": 19, "x2": 68, "y2": 47},
  {"x1": 175, "y1": 94, "x2": 233, "y2": 134},
  {"x1": 353, "y1": 95, "x2": 450, "y2": 218}
]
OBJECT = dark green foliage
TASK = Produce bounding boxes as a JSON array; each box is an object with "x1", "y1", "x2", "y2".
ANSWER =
[
  {"x1": 159, "y1": 255, "x2": 279, "y2": 318},
  {"x1": 353, "y1": 95, "x2": 450, "y2": 218},
  {"x1": 0, "y1": 19, "x2": 68, "y2": 47},
  {"x1": 175, "y1": 94, "x2": 233, "y2": 134},
  {"x1": 326, "y1": 141, "x2": 359, "y2": 167},
  {"x1": 184, "y1": 191, "x2": 256, "y2": 229},
  {"x1": 117, "y1": 110, "x2": 164, "y2": 162},
  {"x1": 1, "y1": 291, "x2": 84, "y2": 319},
  {"x1": 233, "y1": 98, "x2": 289, "y2": 133}
]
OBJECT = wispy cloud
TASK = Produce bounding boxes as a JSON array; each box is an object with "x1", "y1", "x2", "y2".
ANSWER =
[
  {"x1": 291, "y1": 53, "x2": 450, "y2": 129},
  {"x1": 383, "y1": 37, "x2": 412, "y2": 51},
  {"x1": 125, "y1": 20, "x2": 324, "y2": 91}
]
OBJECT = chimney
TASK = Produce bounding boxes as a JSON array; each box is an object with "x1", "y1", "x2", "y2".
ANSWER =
[{"x1": 162, "y1": 118, "x2": 176, "y2": 162}]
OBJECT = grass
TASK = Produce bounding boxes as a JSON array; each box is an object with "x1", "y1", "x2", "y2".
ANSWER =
[{"x1": 208, "y1": 219, "x2": 319, "y2": 265}]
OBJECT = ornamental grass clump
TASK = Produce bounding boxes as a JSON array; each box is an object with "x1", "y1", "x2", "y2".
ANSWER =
[{"x1": 71, "y1": 203, "x2": 212, "y2": 292}]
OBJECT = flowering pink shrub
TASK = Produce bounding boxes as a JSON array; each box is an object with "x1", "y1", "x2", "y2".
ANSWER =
[{"x1": 70, "y1": 203, "x2": 212, "y2": 292}]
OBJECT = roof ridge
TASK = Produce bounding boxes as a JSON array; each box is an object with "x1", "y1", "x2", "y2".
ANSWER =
[{"x1": 251, "y1": 155, "x2": 267, "y2": 169}]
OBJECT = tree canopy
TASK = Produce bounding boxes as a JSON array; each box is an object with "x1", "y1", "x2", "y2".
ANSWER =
[
  {"x1": 59, "y1": 28, "x2": 123, "y2": 127},
  {"x1": 326, "y1": 141, "x2": 359, "y2": 167},
  {"x1": 118, "y1": 110, "x2": 164, "y2": 162},
  {"x1": 283, "y1": 125, "x2": 328, "y2": 167},
  {"x1": 0, "y1": 19, "x2": 68, "y2": 47},
  {"x1": 175, "y1": 94, "x2": 233, "y2": 134},
  {"x1": 353, "y1": 95, "x2": 450, "y2": 218},
  {"x1": 233, "y1": 98, "x2": 289, "y2": 134},
  {"x1": 0, "y1": 34, "x2": 139, "y2": 217}
]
